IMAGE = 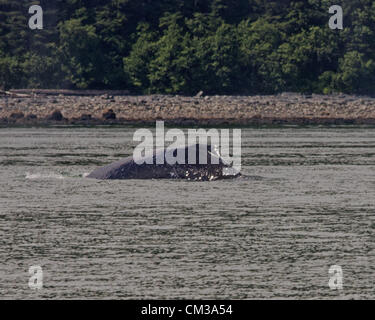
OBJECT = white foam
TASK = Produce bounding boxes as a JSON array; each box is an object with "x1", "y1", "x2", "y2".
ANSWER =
[{"x1": 25, "y1": 172, "x2": 65, "y2": 180}]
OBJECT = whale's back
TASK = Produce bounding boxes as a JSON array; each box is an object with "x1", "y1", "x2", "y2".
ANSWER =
[
  {"x1": 87, "y1": 144, "x2": 240, "y2": 180},
  {"x1": 87, "y1": 156, "x2": 135, "y2": 179}
]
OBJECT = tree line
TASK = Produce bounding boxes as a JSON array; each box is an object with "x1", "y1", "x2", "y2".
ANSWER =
[{"x1": 1, "y1": 0, "x2": 375, "y2": 95}]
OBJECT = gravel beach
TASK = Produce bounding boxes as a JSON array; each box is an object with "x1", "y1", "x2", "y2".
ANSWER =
[{"x1": 1, "y1": 91, "x2": 375, "y2": 126}]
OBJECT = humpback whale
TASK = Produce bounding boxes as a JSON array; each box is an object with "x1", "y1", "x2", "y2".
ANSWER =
[{"x1": 87, "y1": 144, "x2": 240, "y2": 181}]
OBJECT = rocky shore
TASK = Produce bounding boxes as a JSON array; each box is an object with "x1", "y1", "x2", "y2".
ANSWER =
[{"x1": 1, "y1": 90, "x2": 375, "y2": 126}]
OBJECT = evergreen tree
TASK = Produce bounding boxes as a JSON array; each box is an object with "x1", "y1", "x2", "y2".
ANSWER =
[{"x1": 0, "y1": 0, "x2": 374, "y2": 94}]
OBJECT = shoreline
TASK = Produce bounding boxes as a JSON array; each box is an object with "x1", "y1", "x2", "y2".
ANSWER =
[{"x1": 2, "y1": 91, "x2": 375, "y2": 126}]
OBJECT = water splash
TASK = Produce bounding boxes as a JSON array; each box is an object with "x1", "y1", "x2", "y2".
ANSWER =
[{"x1": 25, "y1": 172, "x2": 65, "y2": 180}]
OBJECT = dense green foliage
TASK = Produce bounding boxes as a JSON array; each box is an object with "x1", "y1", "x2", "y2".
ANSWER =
[{"x1": 1, "y1": 0, "x2": 375, "y2": 94}]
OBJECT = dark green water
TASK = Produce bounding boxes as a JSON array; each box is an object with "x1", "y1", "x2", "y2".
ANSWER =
[{"x1": 0, "y1": 126, "x2": 374, "y2": 299}]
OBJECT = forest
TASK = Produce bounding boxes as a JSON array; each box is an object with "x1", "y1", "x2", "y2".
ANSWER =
[{"x1": 0, "y1": 0, "x2": 375, "y2": 95}]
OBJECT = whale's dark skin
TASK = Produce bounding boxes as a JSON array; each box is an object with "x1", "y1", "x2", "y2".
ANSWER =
[{"x1": 87, "y1": 144, "x2": 240, "y2": 181}]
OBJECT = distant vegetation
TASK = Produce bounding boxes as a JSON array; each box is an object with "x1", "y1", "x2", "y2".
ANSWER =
[{"x1": 1, "y1": 0, "x2": 375, "y2": 95}]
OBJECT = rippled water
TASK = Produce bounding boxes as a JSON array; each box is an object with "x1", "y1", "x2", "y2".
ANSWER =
[{"x1": 1, "y1": 126, "x2": 374, "y2": 299}]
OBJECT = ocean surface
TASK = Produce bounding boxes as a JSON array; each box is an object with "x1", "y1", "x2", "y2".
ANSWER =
[{"x1": 0, "y1": 126, "x2": 374, "y2": 299}]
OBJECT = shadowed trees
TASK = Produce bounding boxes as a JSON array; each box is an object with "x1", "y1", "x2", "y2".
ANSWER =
[{"x1": 0, "y1": 0, "x2": 375, "y2": 94}]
